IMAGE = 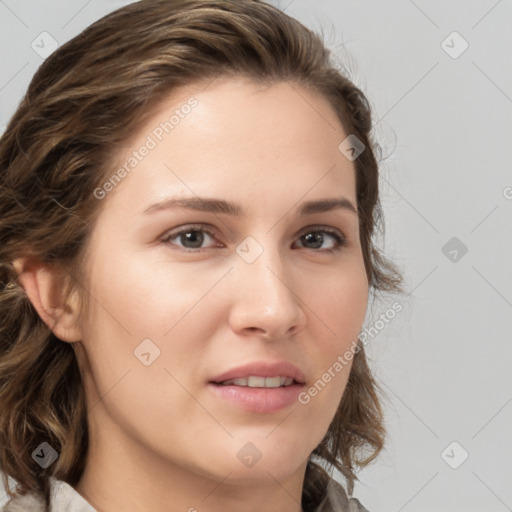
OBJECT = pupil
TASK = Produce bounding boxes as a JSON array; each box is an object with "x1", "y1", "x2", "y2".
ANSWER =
[
  {"x1": 182, "y1": 230, "x2": 203, "y2": 248},
  {"x1": 303, "y1": 232, "x2": 323, "y2": 249}
]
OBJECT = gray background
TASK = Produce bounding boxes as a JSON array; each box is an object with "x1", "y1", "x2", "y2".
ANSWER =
[{"x1": 1, "y1": 1, "x2": 511, "y2": 511}]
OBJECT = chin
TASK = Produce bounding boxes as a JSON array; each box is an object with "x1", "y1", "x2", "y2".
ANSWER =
[
  {"x1": 233, "y1": 441, "x2": 310, "y2": 482},
  {"x1": 187, "y1": 438, "x2": 310, "y2": 485},
  {"x1": 222, "y1": 458, "x2": 307, "y2": 486}
]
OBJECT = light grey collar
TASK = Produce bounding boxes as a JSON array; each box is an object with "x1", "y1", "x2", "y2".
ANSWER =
[
  {"x1": 48, "y1": 477, "x2": 96, "y2": 512},
  {"x1": 2, "y1": 476, "x2": 369, "y2": 512}
]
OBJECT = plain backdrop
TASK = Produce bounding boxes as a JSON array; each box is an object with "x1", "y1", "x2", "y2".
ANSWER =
[{"x1": 1, "y1": 1, "x2": 511, "y2": 511}]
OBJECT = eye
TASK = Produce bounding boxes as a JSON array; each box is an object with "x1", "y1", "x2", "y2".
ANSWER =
[
  {"x1": 160, "y1": 225, "x2": 347, "y2": 253},
  {"x1": 294, "y1": 227, "x2": 346, "y2": 252},
  {"x1": 161, "y1": 224, "x2": 220, "y2": 252}
]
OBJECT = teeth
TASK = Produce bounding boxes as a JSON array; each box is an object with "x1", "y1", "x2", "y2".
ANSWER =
[
  {"x1": 220, "y1": 376, "x2": 295, "y2": 388},
  {"x1": 248, "y1": 376, "x2": 266, "y2": 387},
  {"x1": 263, "y1": 376, "x2": 281, "y2": 388}
]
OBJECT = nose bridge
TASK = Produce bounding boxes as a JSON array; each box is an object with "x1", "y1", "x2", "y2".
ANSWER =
[
  {"x1": 245, "y1": 242, "x2": 286, "y2": 301},
  {"x1": 229, "y1": 233, "x2": 305, "y2": 336}
]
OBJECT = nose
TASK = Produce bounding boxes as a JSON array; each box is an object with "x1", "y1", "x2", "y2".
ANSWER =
[{"x1": 227, "y1": 242, "x2": 307, "y2": 341}]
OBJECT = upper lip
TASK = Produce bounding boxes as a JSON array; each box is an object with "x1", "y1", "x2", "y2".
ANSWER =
[{"x1": 209, "y1": 361, "x2": 306, "y2": 384}]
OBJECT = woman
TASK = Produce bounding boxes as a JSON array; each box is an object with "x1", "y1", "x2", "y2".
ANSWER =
[{"x1": 0, "y1": 1, "x2": 403, "y2": 511}]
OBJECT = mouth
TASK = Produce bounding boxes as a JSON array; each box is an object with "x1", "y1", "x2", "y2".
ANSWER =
[
  {"x1": 208, "y1": 361, "x2": 306, "y2": 413},
  {"x1": 216, "y1": 376, "x2": 298, "y2": 388}
]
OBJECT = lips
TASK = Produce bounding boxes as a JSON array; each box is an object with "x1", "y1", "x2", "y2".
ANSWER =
[
  {"x1": 208, "y1": 361, "x2": 306, "y2": 413},
  {"x1": 219, "y1": 376, "x2": 295, "y2": 388},
  {"x1": 209, "y1": 360, "x2": 306, "y2": 386}
]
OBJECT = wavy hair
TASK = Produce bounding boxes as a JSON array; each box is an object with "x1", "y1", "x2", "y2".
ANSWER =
[{"x1": 0, "y1": 0, "x2": 403, "y2": 509}]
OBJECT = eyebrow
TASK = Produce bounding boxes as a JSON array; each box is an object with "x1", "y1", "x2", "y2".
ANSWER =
[{"x1": 143, "y1": 196, "x2": 358, "y2": 216}]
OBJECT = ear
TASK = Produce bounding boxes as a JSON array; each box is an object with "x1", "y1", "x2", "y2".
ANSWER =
[{"x1": 12, "y1": 257, "x2": 82, "y2": 342}]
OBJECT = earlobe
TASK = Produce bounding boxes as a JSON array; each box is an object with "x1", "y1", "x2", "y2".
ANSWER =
[{"x1": 12, "y1": 257, "x2": 82, "y2": 342}]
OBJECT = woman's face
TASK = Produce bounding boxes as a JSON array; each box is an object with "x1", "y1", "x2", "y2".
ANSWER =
[{"x1": 75, "y1": 77, "x2": 369, "y2": 486}]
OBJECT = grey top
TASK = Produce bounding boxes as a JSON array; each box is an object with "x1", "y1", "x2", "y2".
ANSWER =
[{"x1": 2, "y1": 475, "x2": 370, "y2": 512}]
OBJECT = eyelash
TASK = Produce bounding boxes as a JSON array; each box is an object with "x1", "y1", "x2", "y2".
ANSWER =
[{"x1": 160, "y1": 224, "x2": 347, "y2": 253}]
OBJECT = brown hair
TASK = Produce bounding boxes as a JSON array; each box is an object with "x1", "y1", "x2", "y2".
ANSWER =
[{"x1": 0, "y1": 0, "x2": 403, "y2": 509}]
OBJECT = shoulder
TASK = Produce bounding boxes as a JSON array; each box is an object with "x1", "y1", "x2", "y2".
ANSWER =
[
  {"x1": 1, "y1": 489, "x2": 46, "y2": 512},
  {"x1": 2, "y1": 476, "x2": 96, "y2": 512},
  {"x1": 315, "y1": 477, "x2": 372, "y2": 512}
]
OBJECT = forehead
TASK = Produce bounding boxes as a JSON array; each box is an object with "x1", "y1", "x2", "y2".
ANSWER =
[{"x1": 104, "y1": 77, "x2": 356, "y2": 211}]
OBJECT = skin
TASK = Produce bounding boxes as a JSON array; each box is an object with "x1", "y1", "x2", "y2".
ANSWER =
[{"x1": 16, "y1": 77, "x2": 369, "y2": 512}]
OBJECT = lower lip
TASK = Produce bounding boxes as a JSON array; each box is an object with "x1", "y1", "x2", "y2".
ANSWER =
[{"x1": 208, "y1": 382, "x2": 304, "y2": 413}]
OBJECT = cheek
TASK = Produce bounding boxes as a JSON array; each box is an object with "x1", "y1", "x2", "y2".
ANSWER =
[
  {"x1": 294, "y1": 264, "x2": 368, "y2": 434},
  {"x1": 76, "y1": 254, "x2": 220, "y2": 460},
  {"x1": 77, "y1": 249, "x2": 221, "y2": 408},
  {"x1": 82, "y1": 247, "x2": 220, "y2": 342},
  {"x1": 313, "y1": 264, "x2": 369, "y2": 348}
]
